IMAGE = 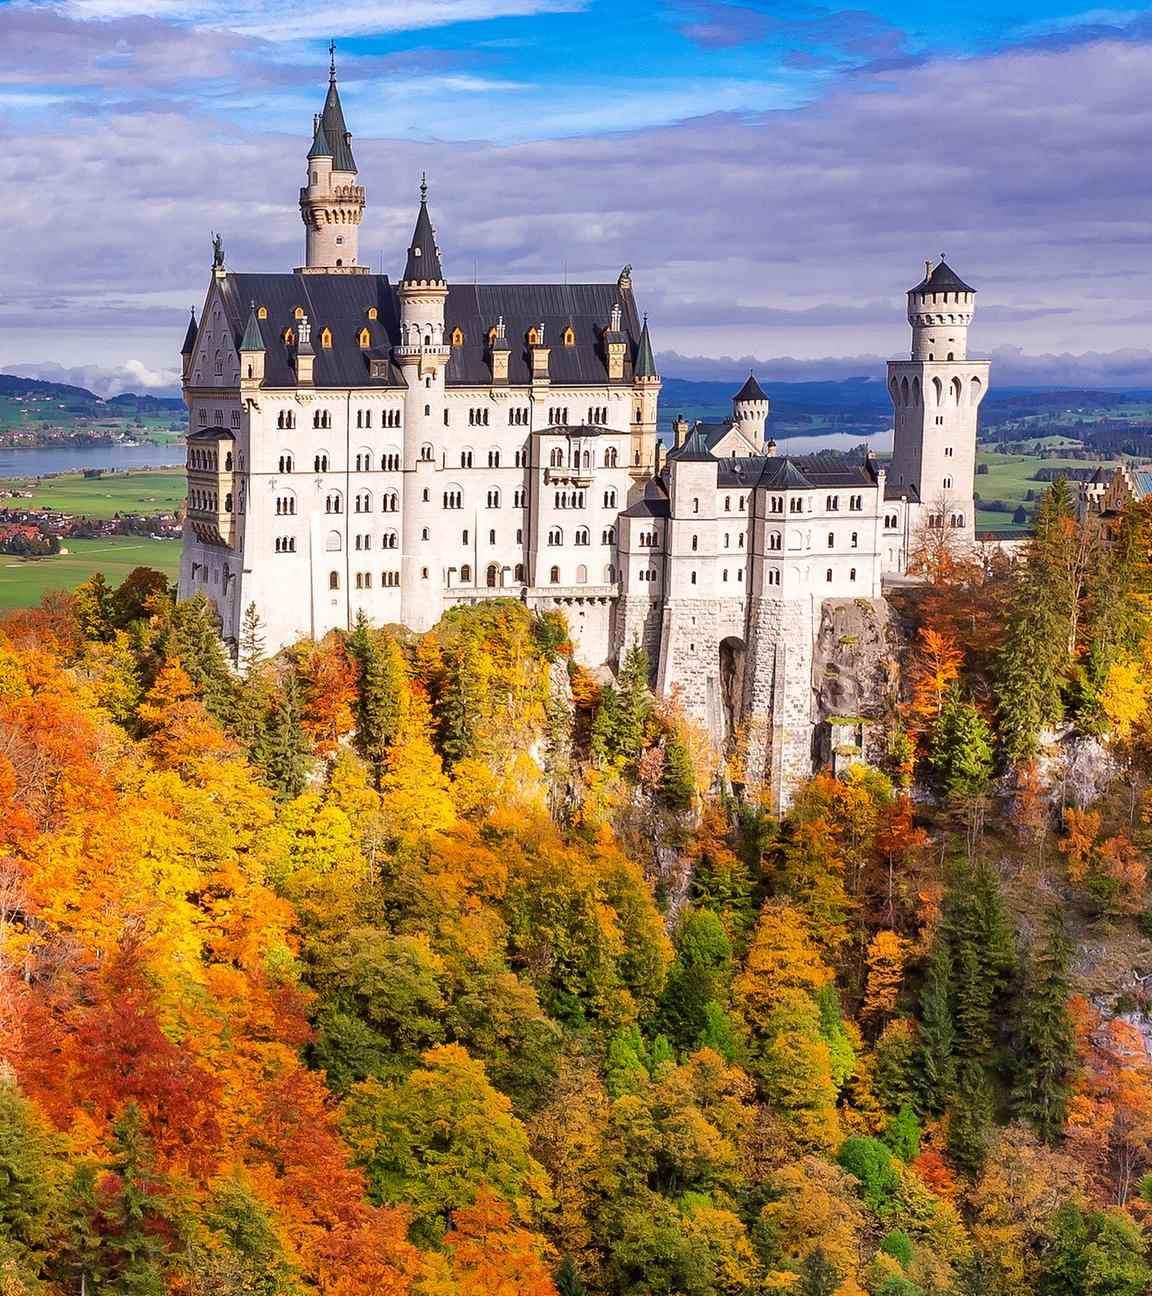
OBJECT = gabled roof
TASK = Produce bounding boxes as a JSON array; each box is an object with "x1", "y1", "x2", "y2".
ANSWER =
[
  {"x1": 911, "y1": 258, "x2": 974, "y2": 295},
  {"x1": 403, "y1": 183, "x2": 444, "y2": 282},
  {"x1": 710, "y1": 447, "x2": 879, "y2": 490},
  {"x1": 181, "y1": 309, "x2": 199, "y2": 355},
  {"x1": 734, "y1": 371, "x2": 767, "y2": 402},
  {"x1": 208, "y1": 272, "x2": 647, "y2": 390},
  {"x1": 622, "y1": 478, "x2": 670, "y2": 518},
  {"x1": 239, "y1": 303, "x2": 265, "y2": 352},
  {"x1": 669, "y1": 427, "x2": 716, "y2": 462},
  {"x1": 635, "y1": 316, "x2": 657, "y2": 378},
  {"x1": 318, "y1": 75, "x2": 356, "y2": 173}
]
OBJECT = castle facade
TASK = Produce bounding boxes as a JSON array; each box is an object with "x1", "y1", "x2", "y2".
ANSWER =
[{"x1": 178, "y1": 62, "x2": 987, "y2": 805}]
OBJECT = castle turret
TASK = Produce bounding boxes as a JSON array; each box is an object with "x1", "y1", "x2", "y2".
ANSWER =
[
  {"x1": 887, "y1": 257, "x2": 988, "y2": 549},
  {"x1": 298, "y1": 49, "x2": 367, "y2": 273},
  {"x1": 238, "y1": 301, "x2": 265, "y2": 388},
  {"x1": 180, "y1": 308, "x2": 198, "y2": 381},
  {"x1": 396, "y1": 177, "x2": 451, "y2": 632},
  {"x1": 630, "y1": 314, "x2": 660, "y2": 478},
  {"x1": 732, "y1": 371, "x2": 769, "y2": 449}
]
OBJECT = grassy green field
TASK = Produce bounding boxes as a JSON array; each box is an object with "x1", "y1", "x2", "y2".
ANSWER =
[
  {"x1": 6, "y1": 469, "x2": 186, "y2": 518},
  {"x1": 0, "y1": 537, "x2": 181, "y2": 612},
  {"x1": 974, "y1": 450, "x2": 1114, "y2": 531}
]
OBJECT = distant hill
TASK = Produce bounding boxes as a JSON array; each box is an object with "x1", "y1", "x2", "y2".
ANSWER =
[{"x1": 0, "y1": 373, "x2": 185, "y2": 414}]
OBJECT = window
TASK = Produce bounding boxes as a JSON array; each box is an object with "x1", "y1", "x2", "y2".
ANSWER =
[
  {"x1": 549, "y1": 447, "x2": 563, "y2": 467},
  {"x1": 461, "y1": 449, "x2": 474, "y2": 468},
  {"x1": 515, "y1": 563, "x2": 525, "y2": 582},
  {"x1": 826, "y1": 568, "x2": 833, "y2": 582},
  {"x1": 563, "y1": 327, "x2": 575, "y2": 346},
  {"x1": 462, "y1": 529, "x2": 469, "y2": 543},
  {"x1": 604, "y1": 488, "x2": 617, "y2": 508},
  {"x1": 461, "y1": 564, "x2": 472, "y2": 583},
  {"x1": 739, "y1": 496, "x2": 746, "y2": 511},
  {"x1": 724, "y1": 533, "x2": 730, "y2": 549},
  {"x1": 769, "y1": 531, "x2": 781, "y2": 551},
  {"x1": 358, "y1": 328, "x2": 370, "y2": 348},
  {"x1": 849, "y1": 494, "x2": 862, "y2": 511},
  {"x1": 548, "y1": 528, "x2": 563, "y2": 546},
  {"x1": 487, "y1": 564, "x2": 500, "y2": 587},
  {"x1": 421, "y1": 528, "x2": 430, "y2": 541},
  {"x1": 692, "y1": 498, "x2": 699, "y2": 514},
  {"x1": 575, "y1": 527, "x2": 590, "y2": 546},
  {"x1": 313, "y1": 410, "x2": 331, "y2": 430},
  {"x1": 513, "y1": 488, "x2": 526, "y2": 507},
  {"x1": 282, "y1": 328, "x2": 295, "y2": 346},
  {"x1": 489, "y1": 528, "x2": 496, "y2": 544},
  {"x1": 770, "y1": 495, "x2": 782, "y2": 514},
  {"x1": 274, "y1": 537, "x2": 296, "y2": 553},
  {"x1": 277, "y1": 409, "x2": 296, "y2": 429},
  {"x1": 767, "y1": 568, "x2": 781, "y2": 586},
  {"x1": 691, "y1": 535, "x2": 698, "y2": 551},
  {"x1": 690, "y1": 571, "x2": 697, "y2": 584},
  {"x1": 325, "y1": 492, "x2": 342, "y2": 514},
  {"x1": 381, "y1": 452, "x2": 400, "y2": 471},
  {"x1": 486, "y1": 489, "x2": 501, "y2": 508},
  {"x1": 355, "y1": 491, "x2": 371, "y2": 513},
  {"x1": 329, "y1": 571, "x2": 340, "y2": 590},
  {"x1": 602, "y1": 527, "x2": 616, "y2": 545},
  {"x1": 420, "y1": 443, "x2": 434, "y2": 461},
  {"x1": 355, "y1": 572, "x2": 372, "y2": 589},
  {"x1": 550, "y1": 565, "x2": 560, "y2": 583},
  {"x1": 826, "y1": 495, "x2": 839, "y2": 511},
  {"x1": 315, "y1": 454, "x2": 329, "y2": 472},
  {"x1": 722, "y1": 569, "x2": 728, "y2": 582},
  {"x1": 275, "y1": 494, "x2": 296, "y2": 516},
  {"x1": 214, "y1": 351, "x2": 223, "y2": 376},
  {"x1": 257, "y1": 305, "x2": 267, "y2": 319},
  {"x1": 382, "y1": 491, "x2": 398, "y2": 512},
  {"x1": 789, "y1": 498, "x2": 802, "y2": 514},
  {"x1": 943, "y1": 475, "x2": 953, "y2": 489},
  {"x1": 851, "y1": 532, "x2": 858, "y2": 548},
  {"x1": 278, "y1": 453, "x2": 293, "y2": 473},
  {"x1": 443, "y1": 490, "x2": 463, "y2": 509},
  {"x1": 827, "y1": 532, "x2": 835, "y2": 548},
  {"x1": 604, "y1": 447, "x2": 618, "y2": 467},
  {"x1": 850, "y1": 568, "x2": 857, "y2": 582},
  {"x1": 382, "y1": 570, "x2": 399, "y2": 586},
  {"x1": 451, "y1": 327, "x2": 464, "y2": 346},
  {"x1": 945, "y1": 446, "x2": 954, "y2": 458},
  {"x1": 230, "y1": 410, "x2": 241, "y2": 429},
  {"x1": 382, "y1": 530, "x2": 398, "y2": 549}
]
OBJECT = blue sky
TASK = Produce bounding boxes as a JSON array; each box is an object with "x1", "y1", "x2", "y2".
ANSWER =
[{"x1": 3, "y1": 0, "x2": 1152, "y2": 392}]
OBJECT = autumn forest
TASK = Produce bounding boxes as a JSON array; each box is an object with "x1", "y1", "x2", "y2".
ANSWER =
[{"x1": 4, "y1": 478, "x2": 1152, "y2": 1296}]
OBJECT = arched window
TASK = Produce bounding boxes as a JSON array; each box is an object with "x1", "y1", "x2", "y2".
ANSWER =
[
  {"x1": 769, "y1": 531, "x2": 781, "y2": 551},
  {"x1": 604, "y1": 488, "x2": 617, "y2": 508},
  {"x1": 851, "y1": 532, "x2": 858, "y2": 548},
  {"x1": 283, "y1": 327, "x2": 295, "y2": 346},
  {"x1": 827, "y1": 532, "x2": 835, "y2": 548},
  {"x1": 460, "y1": 449, "x2": 473, "y2": 468},
  {"x1": 278, "y1": 453, "x2": 293, "y2": 473},
  {"x1": 826, "y1": 568, "x2": 833, "y2": 582},
  {"x1": 460, "y1": 564, "x2": 472, "y2": 584},
  {"x1": 549, "y1": 565, "x2": 560, "y2": 583},
  {"x1": 420, "y1": 443, "x2": 434, "y2": 461},
  {"x1": 214, "y1": 351, "x2": 223, "y2": 376},
  {"x1": 692, "y1": 498, "x2": 699, "y2": 514},
  {"x1": 487, "y1": 489, "x2": 501, "y2": 508},
  {"x1": 602, "y1": 527, "x2": 616, "y2": 545},
  {"x1": 451, "y1": 327, "x2": 464, "y2": 346},
  {"x1": 487, "y1": 564, "x2": 499, "y2": 588},
  {"x1": 319, "y1": 328, "x2": 332, "y2": 348},
  {"x1": 527, "y1": 328, "x2": 539, "y2": 345},
  {"x1": 325, "y1": 492, "x2": 342, "y2": 514},
  {"x1": 383, "y1": 530, "x2": 398, "y2": 549},
  {"x1": 257, "y1": 305, "x2": 267, "y2": 319},
  {"x1": 575, "y1": 527, "x2": 590, "y2": 546},
  {"x1": 325, "y1": 530, "x2": 341, "y2": 552},
  {"x1": 329, "y1": 571, "x2": 340, "y2": 590},
  {"x1": 850, "y1": 567, "x2": 857, "y2": 582},
  {"x1": 515, "y1": 563, "x2": 525, "y2": 582},
  {"x1": 691, "y1": 535, "x2": 699, "y2": 551},
  {"x1": 563, "y1": 327, "x2": 575, "y2": 347},
  {"x1": 355, "y1": 491, "x2": 371, "y2": 513},
  {"x1": 367, "y1": 307, "x2": 378, "y2": 321},
  {"x1": 548, "y1": 528, "x2": 563, "y2": 546},
  {"x1": 549, "y1": 447, "x2": 563, "y2": 467},
  {"x1": 604, "y1": 447, "x2": 618, "y2": 468},
  {"x1": 943, "y1": 474, "x2": 953, "y2": 490},
  {"x1": 358, "y1": 327, "x2": 370, "y2": 348}
]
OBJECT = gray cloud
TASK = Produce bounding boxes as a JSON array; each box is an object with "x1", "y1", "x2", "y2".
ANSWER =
[{"x1": 3, "y1": 30, "x2": 1152, "y2": 388}]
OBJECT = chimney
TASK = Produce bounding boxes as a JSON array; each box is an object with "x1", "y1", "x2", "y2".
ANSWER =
[{"x1": 673, "y1": 414, "x2": 689, "y2": 449}]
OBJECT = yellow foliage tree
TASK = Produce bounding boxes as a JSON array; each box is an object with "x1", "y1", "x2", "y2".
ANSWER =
[{"x1": 863, "y1": 931, "x2": 911, "y2": 1023}]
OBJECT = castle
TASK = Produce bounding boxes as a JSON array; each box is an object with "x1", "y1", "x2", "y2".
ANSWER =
[{"x1": 178, "y1": 60, "x2": 988, "y2": 806}]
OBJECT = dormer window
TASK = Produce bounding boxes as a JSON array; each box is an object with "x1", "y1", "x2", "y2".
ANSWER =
[
  {"x1": 358, "y1": 327, "x2": 370, "y2": 348},
  {"x1": 563, "y1": 327, "x2": 575, "y2": 347},
  {"x1": 320, "y1": 328, "x2": 332, "y2": 348},
  {"x1": 257, "y1": 306, "x2": 267, "y2": 320},
  {"x1": 367, "y1": 307, "x2": 378, "y2": 321},
  {"x1": 283, "y1": 328, "x2": 295, "y2": 346},
  {"x1": 293, "y1": 307, "x2": 305, "y2": 320},
  {"x1": 527, "y1": 328, "x2": 539, "y2": 346},
  {"x1": 487, "y1": 327, "x2": 498, "y2": 345},
  {"x1": 451, "y1": 327, "x2": 464, "y2": 347}
]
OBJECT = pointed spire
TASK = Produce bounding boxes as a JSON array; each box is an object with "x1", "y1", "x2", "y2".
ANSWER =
[
  {"x1": 240, "y1": 301, "x2": 265, "y2": 352},
  {"x1": 635, "y1": 313, "x2": 657, "y2": 378},
  {"x1": 181, "y1": 307, "x2": 198, "y2": 356},
  {"x1": 308, "y1": 116, "x2": 332, "y2": 160},
  {"x1": 317, "y1": 51, "x2": 356, "y2": 173},
  {"x1": 403, "y1": 177, "x2": 444, "y2": 283},
  {"x1": 734, "y1": 370, "x2": 767, "y2": 403},
  {"x1": 329, "y1": 39, "x2": 336, "y2": 82}
]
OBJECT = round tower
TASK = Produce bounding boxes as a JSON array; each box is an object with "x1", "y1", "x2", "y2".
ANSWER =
[
  {"x1": 395, "y1": 178, "x2": 451, "y2": 632},
  {"x1": 298, "y1": 50, "x2": 367, "y2": 273},
  {"x1": 732, "y1": 371, "x2": 769, "y2": 449},
  {"x1": 907, "y1": 257, "x2": 975, "y2": 361}
]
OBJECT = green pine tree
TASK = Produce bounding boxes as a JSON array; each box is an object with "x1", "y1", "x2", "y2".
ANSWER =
[
  {"x1": 928, "y1": 688, "x2": 994, "y2": 798},
  {"x1": 661, "y1": 730, "x2": 695, "y2": 811},
  {"x1": 554, "y1": 1255, "x2": 589, "y2": 1296},
  {"x1": 945, "y1": 1059, "x2": 991, "y2": 1179},
  {"x1": 237, "y1": 601, "x2": 266, "y2": 679},
  {"x1": 347, "y1": 613, "x2": 406, "y2": 786},
  {"x1": 1012, "y1": 905, "x2": 1079, "y2": 1144},
  {"x1": 0, "y1": 1068, "x2": 53, "y2": 1271},
  {"x1": 796, "y1": 1246, "x2": 839, "y2": 1296},
  {"x1": 257, "y1": 670, "x2": 310, "y2": 799},
  {"x1": 914, "y1": 940, "x2": 955, "y2": 1116},
  {"x1": 615, "y1": 643, "x2": 652, "y2": 760}
]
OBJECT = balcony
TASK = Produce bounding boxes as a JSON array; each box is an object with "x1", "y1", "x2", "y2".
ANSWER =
[{"x1": 544, "y1": 467, "x2": 593, "y2": 487}]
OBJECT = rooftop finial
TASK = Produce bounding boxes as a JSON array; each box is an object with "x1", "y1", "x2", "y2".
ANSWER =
[
  {"x1": 420, "y1": 171, "x2": 428, "y2": 203},
  {"x1": 329, "y1": 40, "x2": 336, "y2": 80},
  {"x1": 924, "y1": 258, "x2": 932, "y2": 280}
]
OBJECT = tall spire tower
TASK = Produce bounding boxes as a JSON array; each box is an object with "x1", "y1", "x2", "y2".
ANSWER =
[
  {"x1": 298, "y1": 45, "x2": 367, "y2": 274},
  {"x1": 887, "y1": 257, "x2": 988, "y2": 541}
]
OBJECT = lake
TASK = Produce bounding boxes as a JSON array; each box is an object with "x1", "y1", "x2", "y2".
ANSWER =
[{"x1": 0, "y1": 443, "x2": 182, "y2": 481}]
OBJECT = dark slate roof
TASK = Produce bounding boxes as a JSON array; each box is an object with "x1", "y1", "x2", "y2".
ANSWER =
[
  {"x1": 308, "y1": 118, "x2": 333, "y2": 160},
  {"x1": 734, "y1": 371, "x2": 767, "y2": 402},
  {"x1": 213, "y1": 272, "x2": 647, "y2": 389},
  {"x1": 635, "y1": 317, "x2": 657, "y2": 378},
  {"x1": 712, "y1": 448, "x2": 879, "y2": 490},
  {"x1": 669, "y1": 427, "x2": 716, "y2": 462},
  {"x1": 622, "y1": 478, "x2": 670, "y2": 518},
  {"x1": 219, "y1": 272, "x2": 405, "y2": 388},
  {"x1": 318, "y1": 76, "x2": 356, "y2": 173},
  {"x1": 188, "y1": 427, "x2": 235, "y2": 442},
  {"x1": 548, "y1": 423, "x2": 611, "y2": 437},
  {"x1": 884, "y1": 481, "x2": 921, "y2": 502},
  {"x1": 181, "y1": 309, "x2": 198, "y2": 355},
  {"x1": 403, "y1": 187, "x2": 444, "y2": 282},
  {"x1": 1133, "y1": 470, "x2": 1152, "y2": 498},
  {"x1": 911, "y1": 259, "x2": 974, "y2": 295},
  {"x1": 442, "y1": 282, "x2": 645, "y2": 387},
  {"x1": 240, "y1": 304, "x2": 265, "y2": 352}
]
